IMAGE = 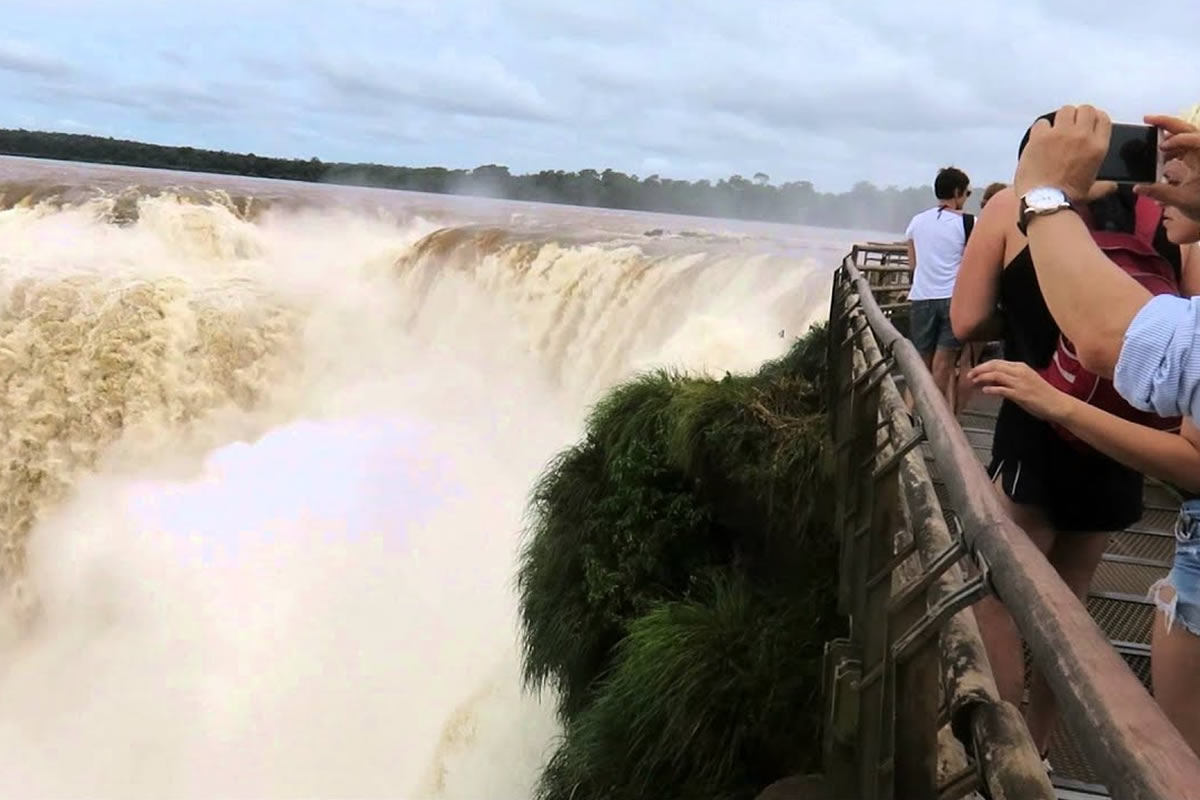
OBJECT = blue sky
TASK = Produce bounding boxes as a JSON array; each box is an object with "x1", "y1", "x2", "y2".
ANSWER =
[{"x1": 2, "y1": 0, "x2": 1198, "y2": 191}]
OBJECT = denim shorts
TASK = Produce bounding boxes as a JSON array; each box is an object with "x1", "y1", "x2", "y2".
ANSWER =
[
  {"x1": 908, "y1": 298, "x2": 961, "y2": 355},
  {"x1": 1150, "y1": 498, "x2": 1200, "y2": 637}
]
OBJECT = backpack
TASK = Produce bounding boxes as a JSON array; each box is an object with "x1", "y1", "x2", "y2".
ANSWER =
[
  {"x1": 963, "y1": 212, "x2": 974, "y2": 243},
  {"x1": 1036, "y1": 194, "x2": 1183, "y2": 445}
]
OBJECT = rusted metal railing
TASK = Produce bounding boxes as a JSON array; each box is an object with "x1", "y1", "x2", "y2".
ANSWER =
[
  {"x1": 823, "y1": 244, "x2": 1200, "y2": 800},
  {"x1": 824, "y1": 249, "x2": 1051, "y2": 800},
  {"x1": 855, "y1": 245, "x2": 913, "y2": 332}
]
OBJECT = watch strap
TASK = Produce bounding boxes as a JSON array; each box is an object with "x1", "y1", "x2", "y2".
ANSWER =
[{"x1": 1017, "y1": 193, "x2": 1073, "y2": 236}]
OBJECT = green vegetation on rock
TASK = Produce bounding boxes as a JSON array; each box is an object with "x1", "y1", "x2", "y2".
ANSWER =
[{"x1": 517, "y1": 322, "x2": 843, "y2": 800}]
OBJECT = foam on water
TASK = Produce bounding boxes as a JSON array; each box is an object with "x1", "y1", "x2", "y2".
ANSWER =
[
  {"x1": 0, "y1": 174, "x2": 837, "y2": 797},
  {"x1": 0, "y1": 411, "x2": 561, "y2": 798}
]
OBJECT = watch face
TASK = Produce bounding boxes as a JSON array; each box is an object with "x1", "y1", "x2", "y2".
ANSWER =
[{"x1": 1026, "y1": 187, "x2": 1067, "y2": 211}]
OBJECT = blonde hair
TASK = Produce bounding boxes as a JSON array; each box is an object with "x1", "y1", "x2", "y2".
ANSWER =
[{"x1": 1182, "y1": 104, "x2": 1200, "y2": 126}]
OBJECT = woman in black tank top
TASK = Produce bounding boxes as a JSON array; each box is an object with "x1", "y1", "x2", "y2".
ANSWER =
[{"x1": 984, "y1": 186, "x2": 1165, "y2": 534}]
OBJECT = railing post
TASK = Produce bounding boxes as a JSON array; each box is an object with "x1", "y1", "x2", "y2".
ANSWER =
[
  {"x1": 830, "y1": 269, "x2": 861, "y2": 616},
  {"x1": 890, "y1": 485, "x2": 940, "y2": 800},
  {"x1": 859, "y1": 433, "x2": 901, "y2": 800},
  {"x1": 843, "y1": 344, "x2": 888, "y2": 800},
  {"x1": 822, "y1": 264, "x2": 862, "y2": 797}
]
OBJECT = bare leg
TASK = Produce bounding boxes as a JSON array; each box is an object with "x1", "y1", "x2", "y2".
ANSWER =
[
  {"x1": 1026, "y1": 530, "x2": 1111, "y2": 752},
  {"x1": 973, "y1": 489, "x2": 1056, "y2": 721},
  {"x1": 1152, "y1": 589, "x2": 1200, "y2": 756},
  {"x1": 931, "y1": 347, "x2": 960, "y2": 410},
  {"x1": 954, "y1": 343, "x2": 982, "y2": 415},
  {"x1": 972, "y1": 594, "x2": 1027, "y2": 709}
]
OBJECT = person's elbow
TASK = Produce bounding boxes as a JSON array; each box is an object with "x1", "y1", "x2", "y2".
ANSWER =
[
  {"x1": 949, "y1": 295, "x2": 983, "y2": 342},
  {"x1": 949, "y1": 301, "x2": 972, "y2": 341},
  {"x1": 1074, "y1": 334, "x2": 1120, "y2": 379},
  {"x1": 1075, "y1": 297, "x2": 1160, "y2": 379}
]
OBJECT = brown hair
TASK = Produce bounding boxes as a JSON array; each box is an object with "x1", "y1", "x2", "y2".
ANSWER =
[
  {"x1": 980, "y1": 182, "x2": 1007, "y2": 209},
  {"x1": 934, "y1": 166, "x2": 970, "y2": 200}
]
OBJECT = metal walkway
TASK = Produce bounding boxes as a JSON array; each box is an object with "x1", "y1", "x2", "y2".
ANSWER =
[{"x1": 931, "y1": 393, "x2": 1172, "y2": 798}]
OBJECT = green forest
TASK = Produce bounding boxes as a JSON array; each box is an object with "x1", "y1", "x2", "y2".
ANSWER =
[{"x1": 0, "y1": 128, "x2": 961, "y2": 232}]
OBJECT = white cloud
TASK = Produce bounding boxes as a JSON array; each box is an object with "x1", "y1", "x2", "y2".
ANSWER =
[
  {"x1": 0, "y1": 39, "x2": 74, "y2": 78},
  {"x1": 310, "y1": 50, "x2": 556, "y2": 123},
  {"x1": 3, "y1": 0, "x2": 1200, "y2": 190}
]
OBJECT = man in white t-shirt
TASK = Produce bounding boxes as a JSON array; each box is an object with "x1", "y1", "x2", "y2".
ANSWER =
[{"x1": 904, "y1": 166, "x2": 973, "y2": 410}]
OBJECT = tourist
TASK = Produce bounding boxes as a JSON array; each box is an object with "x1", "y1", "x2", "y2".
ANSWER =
[
  {"x1": 903, "y1": 167, "x2": 974, "y2": 412},
  {"x1": 948, "y1": 113, "x2": 1182, "y2": 762}
]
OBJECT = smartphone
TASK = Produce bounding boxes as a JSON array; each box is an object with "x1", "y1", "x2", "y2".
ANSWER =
[{"x1": 1095, "y1": 123, "x2": 1165, "y2": 184}]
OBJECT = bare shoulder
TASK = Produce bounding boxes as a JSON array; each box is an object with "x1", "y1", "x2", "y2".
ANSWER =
[
  {"x1": 984, "y1": 186, "x2": 1019, "y2": 215},
  {"x1": 979, "y1": 186, "x2": 1022, "y2": 251}
]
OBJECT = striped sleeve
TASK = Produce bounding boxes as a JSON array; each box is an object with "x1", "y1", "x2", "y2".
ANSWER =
[{"x1": 1113, "y1": 294, "x2": 1200, "y2": 421}]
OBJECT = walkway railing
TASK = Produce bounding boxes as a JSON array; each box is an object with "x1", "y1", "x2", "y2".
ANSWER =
[{"x1": 822, "y1": 244, "x2": 1200, "y2": 800}]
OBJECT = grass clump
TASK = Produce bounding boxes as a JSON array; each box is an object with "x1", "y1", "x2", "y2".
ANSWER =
[{"x1": 517, "y1": 322, "x2": 842, "y2": 800}]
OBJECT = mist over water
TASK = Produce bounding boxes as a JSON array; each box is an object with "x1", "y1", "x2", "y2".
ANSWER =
[{"x1": 0, "y1": 159, "x2": 849, "y2": 797}]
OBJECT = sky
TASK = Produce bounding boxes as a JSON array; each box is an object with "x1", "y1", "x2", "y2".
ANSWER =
[{"x1": 1, "y1": 0, "x2": 1198, "y2": 192}]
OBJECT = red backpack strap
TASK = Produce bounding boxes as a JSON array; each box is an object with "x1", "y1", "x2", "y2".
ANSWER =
[
  {"x1": 1133, "y1": 193, "x2": 1163, "y2": 247},
  {"x1": 1091, "y1": 194, "x2": 1163, "y2": 256}
]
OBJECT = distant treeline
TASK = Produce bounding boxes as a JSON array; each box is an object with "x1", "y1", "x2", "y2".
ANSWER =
[{"x1": 0, "y1": 128, "x2": 959, "y2": 232}]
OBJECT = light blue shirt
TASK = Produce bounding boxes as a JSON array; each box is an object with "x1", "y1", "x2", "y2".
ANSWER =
[{"x1": 1114, "y1": 294, "x2": 1200, "y2": 421}]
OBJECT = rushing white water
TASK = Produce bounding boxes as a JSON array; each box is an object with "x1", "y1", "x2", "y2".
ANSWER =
[{"x1": 0, "y1": 160, "x2": 853, "y2": 798}]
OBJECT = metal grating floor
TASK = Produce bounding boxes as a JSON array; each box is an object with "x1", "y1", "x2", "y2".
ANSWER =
[
  {"x1": 1092, "y1": 561, "x2": 1165, "y2": 598},
  {"x1": 1087, "y1": 595, "x2": 1154, "y2": 644},
  {"x1": 1106, "y1": 530, "x2": 1173, "y2": 566},
  {"x1": 925, "y1": 396, "x2": 1173, "y2": 799},
  {"x1": 1135, "y1": 506, "x2": 1179, "y2": 532}
]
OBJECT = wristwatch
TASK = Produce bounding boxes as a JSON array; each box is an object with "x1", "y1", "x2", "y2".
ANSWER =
[{"x1": 1017, "y1": 186, "x2": 1073, "y2": 235}]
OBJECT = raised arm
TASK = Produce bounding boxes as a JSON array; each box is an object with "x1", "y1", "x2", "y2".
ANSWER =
[
  {"x1": 1022, "y1": 211, "x2": 1149, "y2": 376},
  {"x1": 950, "y1": 188, "x2": 1013, "y2": 342},
  {"x1": 1012, "y1": 106, "x2": 1175, "y2": 377},
  {"x1": 971, "y1": 359, "x2": 1200, "y2": 493},
  {"x1": 1020, "y1": 213, "x2": 1200, "y2": 422}
]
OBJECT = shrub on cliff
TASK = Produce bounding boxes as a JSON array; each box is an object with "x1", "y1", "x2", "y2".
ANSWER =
[
  {"x1": 518, "y1": 368, "x2": 728, "y2": 719},
  {"x1": 517, "y1": 322, "x2": 841, "y2": 800}
]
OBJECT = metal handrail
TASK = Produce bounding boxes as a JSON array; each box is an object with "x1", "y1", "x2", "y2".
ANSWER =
[
  {"x1": 841, "y1": 245, "x2": 1200, "y2": 800},
  {"x1": 841, "y1": 289, "x2": 1052, "y2": 800}
]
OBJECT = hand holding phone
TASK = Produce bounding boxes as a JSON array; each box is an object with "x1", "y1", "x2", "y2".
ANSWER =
[{"x1": 1132, "y1": 114, "x2": 1200, "y2": 221}]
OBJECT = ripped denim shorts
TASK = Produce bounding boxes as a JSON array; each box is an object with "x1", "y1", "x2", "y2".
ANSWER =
[{"x1": 1151, "y1": 498, "x2": 1200, "y2": 637}]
